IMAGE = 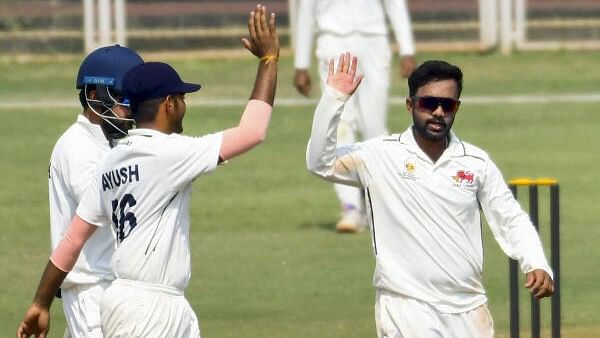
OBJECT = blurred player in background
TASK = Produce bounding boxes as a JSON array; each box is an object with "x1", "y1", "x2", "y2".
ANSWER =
[
  {"x1": 306, "y1": 54, "x2": 554, "y2": 337},
  {"x1": 294, "y1": 0, "x2": 417, "y2": 233},
  {"x1": 17, "y1": 4, "x2": 278, "y2": 338},
  {"x1": 48, "y1": 45, "x2": 143, "y2": 338}
]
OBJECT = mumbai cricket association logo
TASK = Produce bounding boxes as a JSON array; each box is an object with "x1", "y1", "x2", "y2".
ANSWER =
[
  {"x1": 452, "y1": 169, "x2": 475, "y2": 187},
  {"x1": 401, "y1": 159, "x2": 417, "y2": 180}
]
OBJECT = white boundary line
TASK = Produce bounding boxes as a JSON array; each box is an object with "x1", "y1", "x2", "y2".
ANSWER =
[{"x1": 1, "y1": 93, "x2": 600, "y2": 110}]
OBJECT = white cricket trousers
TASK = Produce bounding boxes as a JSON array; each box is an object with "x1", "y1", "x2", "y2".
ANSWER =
[
  {"x1": 375, "y1": 290, "x2": 494, "y2": 338},
  {"x1": 316, "y1": 33, "x2": 391, "y2": 210},
  {"x1": 61, "y1": 281, "x2": 110, "y2": 338},
  {"x1": 101, "y1": 278, "x2": 201, "y2": 338}
]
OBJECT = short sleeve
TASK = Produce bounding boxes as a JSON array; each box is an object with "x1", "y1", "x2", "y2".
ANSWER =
[
  {"x1": 162, "y1": 132, "x2": 224, "y2": 190},
  {"x1": 76, "y1": 168, "x2": 109, "y2": 227}
]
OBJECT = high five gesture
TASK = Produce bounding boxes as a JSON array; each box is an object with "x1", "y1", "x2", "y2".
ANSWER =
[
  {"x1": 326, "y1": 53, "x2": 363, "y2": 96},
  {"x1": 242, "y1": 4, "x2": 280, "y2": 64}
]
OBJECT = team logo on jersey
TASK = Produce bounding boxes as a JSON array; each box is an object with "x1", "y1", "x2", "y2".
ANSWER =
[
  {"x1": 452, "y1": 170, "x2": 475, "y2": 187},
  {"x1": 401, "y1": 159, "x2": 417, "y2": 180}
]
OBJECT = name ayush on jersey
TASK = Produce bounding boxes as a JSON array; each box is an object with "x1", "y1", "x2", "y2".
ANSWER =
[{"x1": 102, "y1": 164, "x2": 140, "y2": 191}]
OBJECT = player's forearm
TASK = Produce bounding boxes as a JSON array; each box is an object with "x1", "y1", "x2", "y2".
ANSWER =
[
  {"x1": 479, "y1": 162, "x2": 553, "y2": 279},
  {"x1": 220, "y1": 100, "x2": 272, "y2": 160},
  {"x1": 33, "y1": 215, "x2": 97, "y2": 307},
  {"x1": 249, "y1": 59, "x2": 278, "y2": 106},
  {"x1": 306, "y1": 86, "x2": 348, "y2": 176},
  {"x1": 31, "y1": 260, "x2": 67, "y2": 308},
  {"x1": 510, "y1": 216, "x2": 554, "y2": 279},
  {"x1": 293, "y1": 0, "x2": 316, "y2": 69},
  {"x1": 384, "y1": 0, "x2": 416, "y2": 56},
  {"x1": 50, "y1": 215, "x2": 97, "y2": 272}
]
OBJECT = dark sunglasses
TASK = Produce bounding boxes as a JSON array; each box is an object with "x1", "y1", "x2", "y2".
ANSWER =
[{"x1": 412, "y1": 96, "x2": 460, "y2": 114}]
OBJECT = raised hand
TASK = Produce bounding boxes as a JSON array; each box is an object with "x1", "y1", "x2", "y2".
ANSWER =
[
  {"x1": 242, "y1": 4, "x2": 280, "y2": 63},
  {"x1": 525, "y1": 269, "x2": 554, "y2": 299},
  {"x1": 326, "y1": 53, "x2": 363, "y2": 96},
  {"x1": 16, "y1": 304, "x2": 49, "y2": 338}
]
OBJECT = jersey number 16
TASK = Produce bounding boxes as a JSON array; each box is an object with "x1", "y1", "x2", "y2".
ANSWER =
[{"x1": 111, "y1": 193, "x2": 138, "y2": 242}]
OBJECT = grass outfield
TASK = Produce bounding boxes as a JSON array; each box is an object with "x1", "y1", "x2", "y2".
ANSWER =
[{"x1": 1, "y1": 51, "x2": 599, "y2": 337}]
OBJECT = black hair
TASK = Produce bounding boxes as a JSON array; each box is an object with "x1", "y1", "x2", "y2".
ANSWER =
[
  {"x1": 408, "y1": 60, "x2": 463, "y2": 98},
  {"x1": 133, "y1": 97, "x2": 165, "y2": 124}
]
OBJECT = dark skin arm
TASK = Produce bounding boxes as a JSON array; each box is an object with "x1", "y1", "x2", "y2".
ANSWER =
[
  {"x1": 219, "y1": 4, "x2": 279, "y2": 163},
  {"x1": 399, "y1": 55, "x2": 416, "y2": 78},
  {"x1": 525, "y1": 269, "x2": 554, "y2": 299},
  {"x1": 17, "y1": 261, "x2": 68, "y2": 338},
  {"x1": 294, "y1": 69, "x2": 311, "y2": 97}
]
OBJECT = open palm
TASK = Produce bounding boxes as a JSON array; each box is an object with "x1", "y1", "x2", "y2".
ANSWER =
[{"x1": 326, "y1": 52, "x2": 363, "y2": 96}]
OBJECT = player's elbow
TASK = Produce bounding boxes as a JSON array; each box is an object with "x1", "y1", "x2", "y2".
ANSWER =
[
  {"x1": 235, "y1": 130, "x2": 266, "y2": 154},
  {"x1": 248, "y1": 129, "x2": 267, "y2": 146},
  {"x1": 308, "y1": 167, "x2": 329, "y2": 180},
  {"x1": 306, "y1": 159, "x2": 318, "y2": 174},
  {"x1": 306, "y1": 158, "x2": 328, "y2": 178}
]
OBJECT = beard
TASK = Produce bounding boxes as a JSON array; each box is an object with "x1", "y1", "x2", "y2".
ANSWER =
[
  {"x1": 101, "y1": 117, "x2": 133, "y2": 144},
  {"x1": 413, "y1": 117, "x2": 453, "y2": 141}
]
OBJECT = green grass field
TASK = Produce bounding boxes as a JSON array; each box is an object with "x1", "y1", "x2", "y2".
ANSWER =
[{"x1": 1, "y1": 50, "x2": 599, "y2": 337}]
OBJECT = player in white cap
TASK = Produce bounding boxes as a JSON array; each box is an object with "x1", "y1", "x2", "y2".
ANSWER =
[
  {"x1": 17, "y1": 5, "x2": 278, "y2": 338},
  {"x1": 48, "y1": 44, "x2": 143, "y2": 338},
  {"x1": 306, "y1": 54, "x2": 554, "y2": 337},
  {"x1": 294, "y1": 0, "x2": 416, "y2": 232}
]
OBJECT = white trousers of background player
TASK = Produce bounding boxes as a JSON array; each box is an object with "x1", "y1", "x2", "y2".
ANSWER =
[
  {"x1": 316, "y1": 33, "x2": 391, "y2": 210},
  {"x1": 375, "y1": 290, "x2": 494, "y2": 338}
]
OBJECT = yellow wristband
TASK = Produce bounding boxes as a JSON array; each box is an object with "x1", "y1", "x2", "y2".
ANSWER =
[{"x1": 260, "y1": 54, "x2": 278, "y2": 65}]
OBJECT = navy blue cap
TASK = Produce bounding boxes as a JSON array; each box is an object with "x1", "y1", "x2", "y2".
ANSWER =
[
  {"x1": 122, "y1": 62, "x2": 201, "y2": 105},
  {"x1": 76, "y1": 44, "x2": 144, "y2": 92}
]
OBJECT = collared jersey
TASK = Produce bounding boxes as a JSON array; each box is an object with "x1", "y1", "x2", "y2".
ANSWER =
[
  {"x1": 77, "y1": 128, "x2": 223, "y2": 290},
  {"x1": 307, "y1": 88, "x2": 552, "y2": 313},
  {"x1": 294, "y1": 0, "x2": 415, "y2": 69},
  {"x1": 49, "y1": 114, "x2": 114, "y2": 287}
]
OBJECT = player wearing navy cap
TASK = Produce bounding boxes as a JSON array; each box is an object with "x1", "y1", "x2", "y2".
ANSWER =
[
  {"x1": 47, "y1": 44, "x2": 143, "y2": 338},
  {"x1": 17, "y1": 5, "x2": 278, "y2": 338}
]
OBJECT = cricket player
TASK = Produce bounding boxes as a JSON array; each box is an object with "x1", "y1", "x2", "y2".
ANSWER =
[
  {"x1": 49, "y1": 45, "x2": 143, "y2": 338},
  {"x1": 294, "y1": 0, "x2": 416, "y2": 232},
  {"x1": 17, "y1": 5, "x2": 278, "y2": 338},
  {"x1": 306, "y1": 54, "x2": 554, "y2": 337}
]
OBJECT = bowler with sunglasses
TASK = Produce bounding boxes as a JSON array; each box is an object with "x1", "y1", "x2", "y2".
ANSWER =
[{"x1": 307, "y1": 55, "x2": 554, "y2": 337}]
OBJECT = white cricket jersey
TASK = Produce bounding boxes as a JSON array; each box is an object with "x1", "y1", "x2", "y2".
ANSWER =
[
  {"x1": 294, "y1": 0, "x2": 415, "y2": 69},
  {"x1": 49, "y1": 114, "x2": 115, "y2": 287},
  {"x1": 77, "y1": 128, "x2": 223, "y2": 290},
  {"x1": 307, "y1": 88, "x2": 553, "y2": 313}
]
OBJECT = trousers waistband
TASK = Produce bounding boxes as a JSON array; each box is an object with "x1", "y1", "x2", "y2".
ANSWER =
[{"x1": 111, "y1": 278, "x2": 184, "y2": 296}]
